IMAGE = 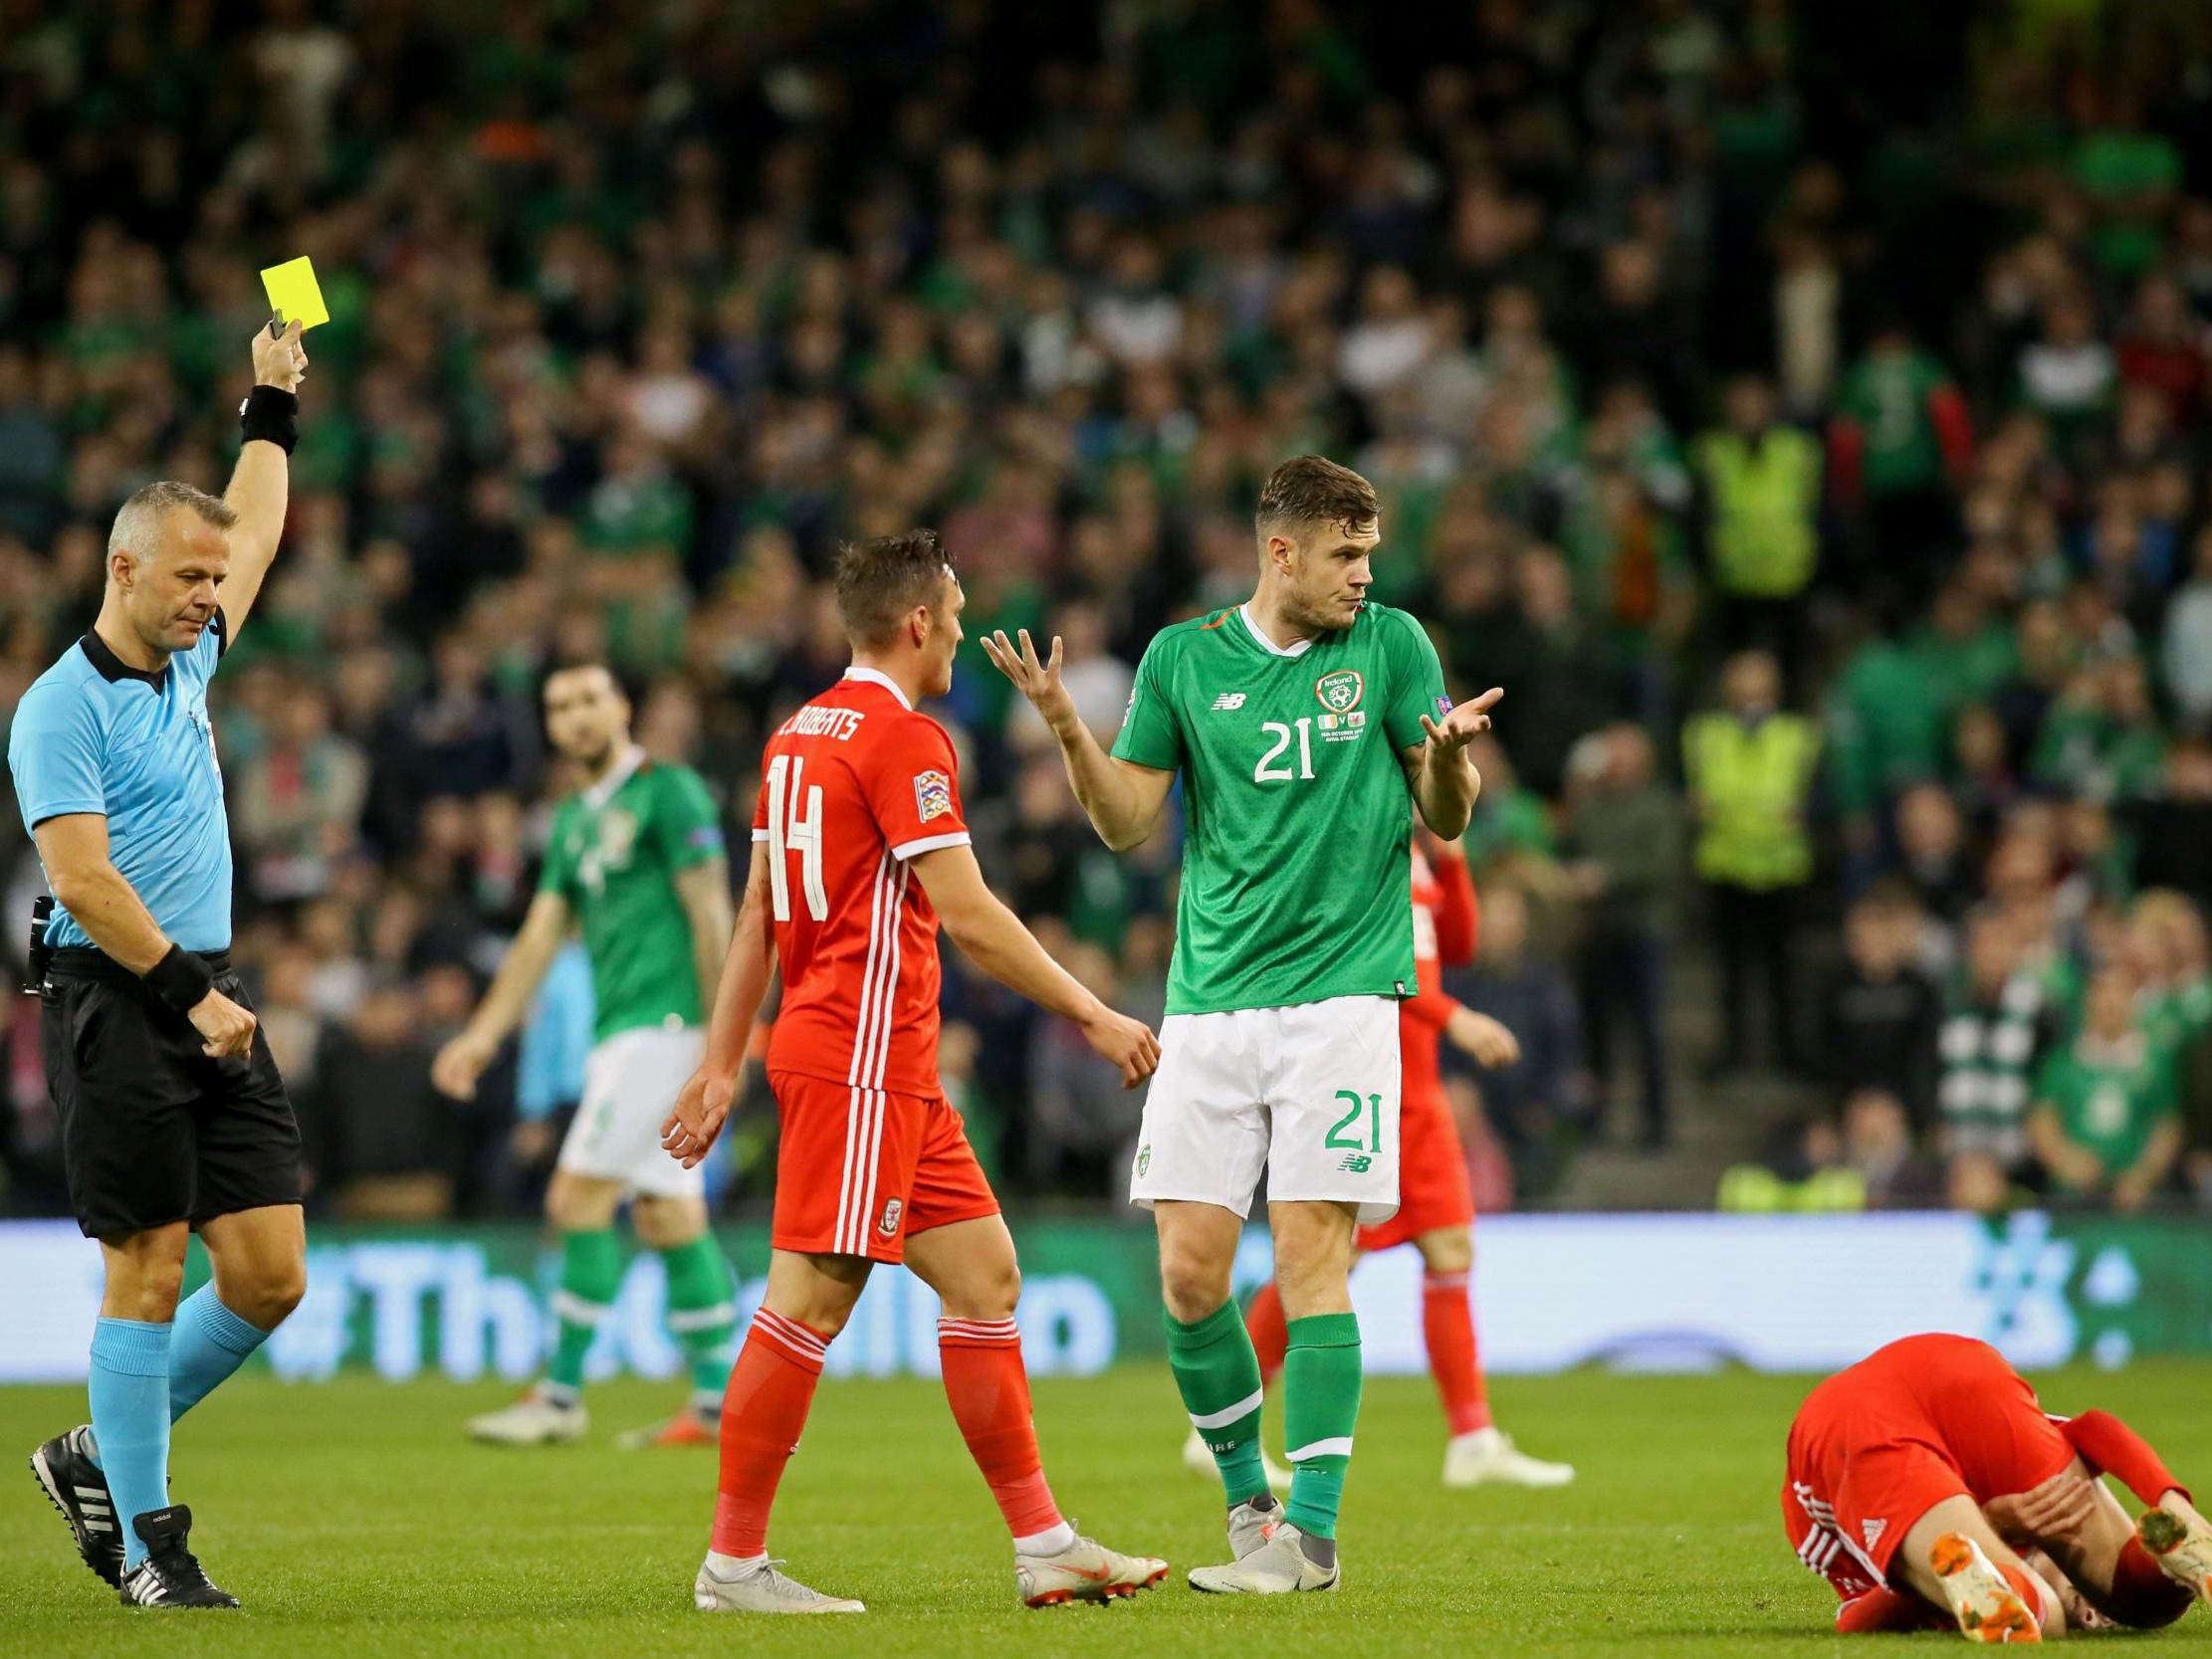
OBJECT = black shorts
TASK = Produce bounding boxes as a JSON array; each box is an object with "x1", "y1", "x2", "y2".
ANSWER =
[{"x1": 40, "y1": 948, "x2": 303, "y2": 1239}]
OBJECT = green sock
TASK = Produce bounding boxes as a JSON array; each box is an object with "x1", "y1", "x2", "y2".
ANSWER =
[
  {"x1": 546, "y1": 1228, "x2": 623, "y2": 1398},
  {"x1": 1282, "y1": 1312, "x2": 1362, "y2": 1540},
  {"x1": 1165, "y1": 1302, "x2": 1270, "y2": 1507},
  {"x1": 658, "y1": 1235, "x2": 739, "y2": 1412}
]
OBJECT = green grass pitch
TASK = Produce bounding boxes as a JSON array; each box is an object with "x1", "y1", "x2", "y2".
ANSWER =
[{"x1": 1, "y1": 1360, "x2": 2208, "y2": 1656}]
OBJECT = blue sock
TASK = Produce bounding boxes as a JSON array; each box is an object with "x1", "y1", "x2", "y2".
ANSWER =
[
  {"x1": 169, "y1": 1286, "x2": 271, "y2": 1419},
  {"x1": 89, "y1": 1319, "x2": 173, "y2": 1569}
]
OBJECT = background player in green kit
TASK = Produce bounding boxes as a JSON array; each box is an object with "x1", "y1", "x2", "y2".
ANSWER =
[
  {"x1": 985, "y1": 455, "x2": 1501, "y2": 1594},
  {"x1": 432, "y1": 664, "x2": 740, "y2": 1448}
]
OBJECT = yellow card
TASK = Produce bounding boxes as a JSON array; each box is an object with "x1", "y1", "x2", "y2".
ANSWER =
[{"x1": 259, "y1": 256, "x2": 330, "y2": 330}]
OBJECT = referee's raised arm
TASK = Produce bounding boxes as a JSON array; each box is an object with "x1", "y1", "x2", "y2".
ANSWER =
[
  {"x1": 7, "y1": 318, "x2": 313, "y2": 1606},
  {"x1": 216, "y1": 317, "x2": 309, "y2": 639}
]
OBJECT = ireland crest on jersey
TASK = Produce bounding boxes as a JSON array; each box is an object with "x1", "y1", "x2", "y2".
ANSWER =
[{"x1": 1314, "y1": 669, "x2": 1364, "y2": 715}]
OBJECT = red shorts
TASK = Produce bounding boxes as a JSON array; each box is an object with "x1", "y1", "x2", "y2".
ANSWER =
[
  {"x1": 768, "y1": 1069, "x2": 998, "y2": 1264},
  {"x1": 1782, "y1": 1335, "x2": 2074, "y2": 1601},
  {"x1": 1356, "y1": 1086, "x2": 1473, "y2": 1252}
]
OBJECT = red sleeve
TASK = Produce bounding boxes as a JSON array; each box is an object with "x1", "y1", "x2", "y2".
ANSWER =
[
  {"x1": 1929, "y1": 383, "x2": 1973, "y2": 482},
  {"x1": 1431, "y1": 853, "x2": 1478, "y2": 965},
  {"x1": 1827, "y1": 417, "x2": 1865, "y2": 508},
  {"x1": 2060, "y1": 1410, "x2": 2189, "y2": 1507},
  {"x1": 1401, "y1": 951, "x2": 1462, "y2": 1032},
  {"x1": 858, "y1": 716, "x2": 973, "y2": 861}
]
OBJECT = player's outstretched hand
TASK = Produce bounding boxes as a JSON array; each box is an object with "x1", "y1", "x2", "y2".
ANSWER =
[
  {"x1": 1419, "y1": 687, "x2": 1503, "y2": 755},
  {"x1": 1080, "y1": 1006, "x2": 1161, "y2": 1089},
  {"x1": 431, "y1": 1029, "x2": 497, "y2": 1101},
  {"x1": 1447, "y1": 1007, "x2": 1520, "y2": 1068},
  {"x1": 188, "y1": 986, "x2": 257, "y2": 1061},
  {"x1": 663, "y1": 1066, "x2": 736, "y2": 1167},
  {"x1": 1989, "y1": 1462, "x2": 2100, "y2": 1546},
  {"x1": 981, "y1": 629, "x2": 1079, "y2": 734},
  {"x1": 252, "y1": 316, "x2": 308, "y2": 392}
]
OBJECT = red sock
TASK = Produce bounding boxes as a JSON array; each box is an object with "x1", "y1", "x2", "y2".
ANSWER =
[
  {"x1": 1245, "y1": 1280, "x2": 1287, "y2": 1388},
  {"x1": 1999, "y1": 1562, "x2": 2047, "y2": 1628},
  {"x1": 1835, "y1": 1586, "x2": 1948, "y2": 1633},
  {"x1": 1423, "y1": 1270, "x2": 1491, "y2": 1435},
  {"x1": 938, "y1": 1317, "x2": 1062, "y2": 1539},
  {"x1": 2061, "y1": 1410, "x2": 2189, "y2": 1507},
  {"x1": 710, "y1": 1310, "x2": 827, "y2": 1558},
  {"x1": 2107, "y1": 1537, "x2": 2196, "y2": 1629}
]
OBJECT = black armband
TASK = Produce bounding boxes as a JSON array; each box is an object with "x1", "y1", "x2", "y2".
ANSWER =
[
  {"x1": 144, "y1": 943, "x2": 215, "y2": 1015},
  {"x1": 239, "y1": 384, "x2": 299, "y2": 454}
]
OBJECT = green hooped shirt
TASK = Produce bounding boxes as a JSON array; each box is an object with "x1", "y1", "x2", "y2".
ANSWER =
[
  {"x1": 539, "y1": 748, "x2": 726, "y2": 1041},
  {"x1": 1113, "y1": 601, "x2": 1448, "y2": 1015}
]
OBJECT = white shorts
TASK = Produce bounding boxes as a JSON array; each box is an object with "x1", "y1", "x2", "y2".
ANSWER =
[
  {"x1": 556, "y1": 1023, "x2": 708, "y2": 1200},
  {"x1": 1129, "y1": 995, "x2": 1401, "y2": 1224}
]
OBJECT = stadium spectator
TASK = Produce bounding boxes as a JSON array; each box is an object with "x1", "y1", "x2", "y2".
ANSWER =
[
  {"x1": 1, "y1": 0, "x2": 2212, "y2": 1222},
  {"x1": 1818, "y1": 888, "x2": 1942, "y2": 1131},
  {"x1": 1561, "y1": 724, "x2": 1682, "y2": 1149},
  {"x1": 1684, "y1": 650, "x2": 1819, "y2": 1077},
  {"x1": 2027, "y1": 961, "x2": 2183, "y2": 1211}
]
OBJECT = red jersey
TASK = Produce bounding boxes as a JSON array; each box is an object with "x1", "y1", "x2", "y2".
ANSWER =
[
  {"x1": 753, "y1": 668, "x2": 972, "y2": 1098},
  {"x1": 1399, "y1": 846, "x2": 1478, "y2": 1101}
]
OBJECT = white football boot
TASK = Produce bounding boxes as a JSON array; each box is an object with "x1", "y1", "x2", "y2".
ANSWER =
[
  {"x1": 1188, "y1": 1521, "x2": 1340, "y2": 1594},
  {"x1": 466, "y1": 1387, "x2": 586, "y2": 1446},
  {"x1": 2140, "y1": 1498, "x2": 2212, "y2": 1606},
  {"x1": 693, "y1": 1555, "x2": 865, "y2": 1614},
  {"x1": 1015, "y1": 1531, "x2": 1169, "y2": 1607},
  {"x1": 1928, "y1": 1532, "x2": 2043, "y2": 1644},
  {"x1": 1442, "y1": 1426, "x2": 1576, "y2": 1489}
]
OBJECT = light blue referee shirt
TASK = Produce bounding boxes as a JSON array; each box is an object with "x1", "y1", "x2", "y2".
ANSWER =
[{"x1": 7, "y1": 612, "x2": 233, "y2": 951}]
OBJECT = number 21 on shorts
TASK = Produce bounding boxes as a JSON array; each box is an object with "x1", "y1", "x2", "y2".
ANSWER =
[{"x1": 1326, "y1": 1089, "x2": 1384, "y2": 1153}]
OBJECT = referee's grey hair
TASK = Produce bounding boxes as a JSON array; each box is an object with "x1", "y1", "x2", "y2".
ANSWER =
[{"x1": 108, "y1": 480, "x2": 236, "y2": 569}]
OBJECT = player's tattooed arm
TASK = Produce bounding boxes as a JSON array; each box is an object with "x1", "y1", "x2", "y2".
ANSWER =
[
  {"x1": 1400, "y1": 687, "x2": 1502, "y2": 840},
  {"x1": 982, "y1": 627, "x2": 1174, "y2": 851},
  {"x1": 432, "y1": 890, "x2": 572, "y2": 1100},
  {"x1": 665, "y1": 843, "x2": 776, "y2": 1166}
]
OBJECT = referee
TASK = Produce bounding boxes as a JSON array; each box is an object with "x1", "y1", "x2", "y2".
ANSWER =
[{"x1": 8, "y1": 320, "x2": 309, "y2": 1608}]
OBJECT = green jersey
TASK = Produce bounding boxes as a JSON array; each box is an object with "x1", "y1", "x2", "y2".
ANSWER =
[
  {"x1": 1113, "y1": 601, "x2": 1448, "y2": 1015},
  {"x1": 2036, "y1": 1034, "x2": 2178, "y2": 1179},
  {"x1": 540, "y1": 748, "x2": 725, "y2": 1042}
]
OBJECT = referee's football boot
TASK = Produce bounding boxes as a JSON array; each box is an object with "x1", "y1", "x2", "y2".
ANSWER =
[
  {"x1": 29, "y1": 1424, "x2": 122, "y2": 1586},
  {"x1": 117, "y1": 1506, "x2": 240, "y2": 1608}
]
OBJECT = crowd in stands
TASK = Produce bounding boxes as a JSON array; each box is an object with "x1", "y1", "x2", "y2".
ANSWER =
[{"x1": 5, "y1": 0, "x2": 2212, "y2": 1220}]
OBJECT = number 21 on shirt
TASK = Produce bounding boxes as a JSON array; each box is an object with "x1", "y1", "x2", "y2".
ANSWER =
[
  {"x1": 1254, "y1": 718, "x2": 1315, "y2": 783},
  {"x1": 766, "y1": 754, "x2": 827, "y2": 921}
]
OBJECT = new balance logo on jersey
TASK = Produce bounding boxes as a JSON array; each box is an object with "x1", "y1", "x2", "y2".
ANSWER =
[{"x1": 1211, "y1": 693, "x2": 1246, "y2": 711}]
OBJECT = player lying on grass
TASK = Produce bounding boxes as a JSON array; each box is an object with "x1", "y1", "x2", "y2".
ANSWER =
[
  {"x1": 1186, "y1": 833, "x2": 1572, "y2": 1493},
  {"x1": 1785, "y1": 1333, "x2": 2212, "y2": 1641},
  {"x1": 661, "y1": 530, "x2": 1167, "y2": 1614},
  {"x1": 433, "y1": 664, "x2": 742, "y2": 1452}
]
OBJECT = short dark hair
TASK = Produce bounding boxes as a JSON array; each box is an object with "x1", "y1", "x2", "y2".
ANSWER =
[
  {"x1": 1254, "y1": 455, "x2": 1380, "y2": 540},
  {"x1": 833, "y1": 530, "x2": 956, "y2": 649}
]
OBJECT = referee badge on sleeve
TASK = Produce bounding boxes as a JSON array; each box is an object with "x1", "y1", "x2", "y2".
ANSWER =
[{"x1": 913, "y1": 769, "x2": 954, "y2": 823}]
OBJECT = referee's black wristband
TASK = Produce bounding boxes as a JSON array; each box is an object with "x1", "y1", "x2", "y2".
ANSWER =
[
  {"x1": 144, "y1": 944, "x2": 215, "y2": 1015},
  {"x1": 239, "y1": 384, "x2": 299, "y2": 454}
]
